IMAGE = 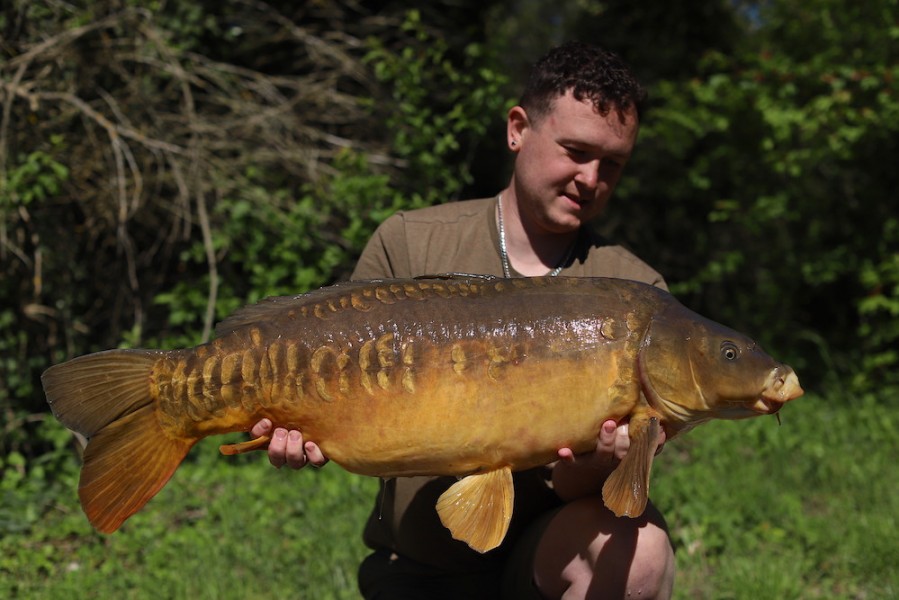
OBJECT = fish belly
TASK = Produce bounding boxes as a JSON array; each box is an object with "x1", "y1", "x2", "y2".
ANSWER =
[{"x1": 152, "y1": 277, "x2": 648, "y2": 478}]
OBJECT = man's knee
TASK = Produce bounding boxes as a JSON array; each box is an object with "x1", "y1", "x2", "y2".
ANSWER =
[
  {"x1": 627, "y1": 510, "x2": 675, "y2": 599},
  {"x1": 533, "y1": 498, "x2": 674, "y2": 599}
]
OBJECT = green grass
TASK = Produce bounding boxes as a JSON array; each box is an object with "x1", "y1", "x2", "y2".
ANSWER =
[
  {"x1": 0, "y1": 437, "x2": 377, "y2": 600},
  {"x1": 1, "y1": 392, "x2": 896, "y2": 599},
  {"x1": 652, "y1": 392, "x2": 898, "y2": 599}
]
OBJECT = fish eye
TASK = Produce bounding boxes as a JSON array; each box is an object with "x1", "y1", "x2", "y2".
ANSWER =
[{"x1": 721, "y1": 341, "x2": 740, "y2": 361}]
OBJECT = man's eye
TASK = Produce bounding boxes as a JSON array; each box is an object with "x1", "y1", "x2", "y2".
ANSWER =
[{"x1": 600, "y1": 158, "x2": 623, "y2": 170}]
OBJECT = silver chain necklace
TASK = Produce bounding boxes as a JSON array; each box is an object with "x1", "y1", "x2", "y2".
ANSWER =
[{"x1": 496, "y1": 193, "x2": 575, "y2": 278}]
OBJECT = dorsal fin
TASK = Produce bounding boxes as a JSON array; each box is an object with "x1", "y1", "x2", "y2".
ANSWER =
[
  {"x1": 414, "y1": 273, "x2": 499, "y2": 281},
  {"x1": 214, "y1": 275, "x2": 500, "y2": 337},
  {"x1": 213, "y1": 280, "x2": 385, "y2": 336}
]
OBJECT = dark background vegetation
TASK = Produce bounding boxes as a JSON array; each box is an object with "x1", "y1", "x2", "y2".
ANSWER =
[{"x1": 1, "y1": 1, "x2": 897, "y2": 598}]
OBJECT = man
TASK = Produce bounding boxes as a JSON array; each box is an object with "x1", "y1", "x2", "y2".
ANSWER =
[{"x1": 252, "y1": 42, "x2": 675, "y2": 599}]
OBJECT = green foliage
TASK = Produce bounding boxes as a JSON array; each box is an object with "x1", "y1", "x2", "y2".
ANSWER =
[
  {"x1": 610, "y1": 0, "x2": 899, "y2": 395},
  {"x1": 1, "y1": 147, "x2": 69, "y2": 208},
  {"x1": 149, "y1": 152, "x2": 392, "y2": 348},
  {"x1": 364, "y1": 9, "x2": 511, "y2": 205},
  {"x1": 856, "y1": 220, "x2": 899, "y2": 392},
  {"x1": 0, "y1": 419, "x2": 79, "y2": 535},
  {"x1": 148, "y1": 11, "x2": 509, "y2": 348},
  {"x1": 1, "y1": 135, "x2": 75, "y2": 467}
]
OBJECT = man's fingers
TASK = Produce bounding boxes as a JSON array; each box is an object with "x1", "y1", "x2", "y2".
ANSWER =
[
  {"x1": 251, "y1": 418, "x2": 273, "y2": 439},
  {"x1": 304, "y1": 442, "x2": 329, "y2": 467},
  {"x1": 597, "y1": 419, "x2": 617, "y2": 452},
  {"x1": 556, "y1": 447, "x2": 576, "y2": 462},
  {"x1": 267, "y1": 427, "x2": 289, "y2": 468},
  {"x1": 613, "y1": 422, "x2": 630, "y2": 460},
  {"x1": 284, "y1": 430, "x2": 307, "y2": 470},
  {"x1": 596, "y1": 419, "x2": 630, "y2": 462},
  {"x1": 263, "y1": 426, "x2": 328, "y2": 470}
]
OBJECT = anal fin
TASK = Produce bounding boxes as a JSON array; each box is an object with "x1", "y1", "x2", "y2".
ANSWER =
[
  {"x1": 219, "y1": 435, "x2": 271, "y2": 456},
  {"x1": 436, "y1": 467, "x2": 514, "y2": 553},
  {"x1": 602, "y1": 412, "x2": 661, "y2": 518}
]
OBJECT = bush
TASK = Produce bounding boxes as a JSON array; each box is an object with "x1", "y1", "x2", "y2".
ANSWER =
[{"x1": 607, "y1": 0, "x2": 899, "y2": 397}]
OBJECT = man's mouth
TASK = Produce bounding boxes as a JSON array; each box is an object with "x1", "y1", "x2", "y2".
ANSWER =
[{"x1": 562, "y1": 193, "x2": 587, "y2": 208}]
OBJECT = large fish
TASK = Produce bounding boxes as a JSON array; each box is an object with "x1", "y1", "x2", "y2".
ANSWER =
[{"x1": 42, "y1": 275, "x2": 802, "y2": 552}]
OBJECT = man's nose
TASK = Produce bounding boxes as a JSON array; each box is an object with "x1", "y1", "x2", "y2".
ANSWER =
[{"x1": 574, "y1": 160, "x2": 600, "y2": 189}]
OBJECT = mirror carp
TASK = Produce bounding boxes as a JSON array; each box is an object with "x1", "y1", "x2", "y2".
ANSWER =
[{"x1": 42, "y1": 275, "x2": 803, "y2": 552}]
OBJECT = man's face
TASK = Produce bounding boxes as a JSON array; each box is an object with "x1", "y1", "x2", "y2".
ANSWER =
[{"x1": 510, "y1": 90, "x2": 639, "y2": 234}]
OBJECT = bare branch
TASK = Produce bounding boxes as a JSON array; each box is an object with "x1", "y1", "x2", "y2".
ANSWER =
[{"x1": 1, "y1": 1, "x2": 400, "y2": 350}]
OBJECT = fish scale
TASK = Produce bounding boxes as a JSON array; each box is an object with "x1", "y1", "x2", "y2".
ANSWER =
[{"x1": 41, "y1": 275, "x2": 803, "y2": 552}]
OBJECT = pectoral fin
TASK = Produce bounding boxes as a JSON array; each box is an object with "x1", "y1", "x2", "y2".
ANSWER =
[
  {"x1": 602, "y1": 412, "x2": 661, "y2": 518},
  {"x1": 436, "y1": 467, "x2": 514, "y2": 553}
]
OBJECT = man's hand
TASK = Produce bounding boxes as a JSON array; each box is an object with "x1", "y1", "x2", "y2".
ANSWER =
[
  {"x1": 557, "y1": 419, "x2": 667, "y2": 464},
  {"x1": 251, "y1": 418, "x2": 328, "y2": 470},
  {"x1": 552, "y1": 419, "x2": 666, "y2": 500}
]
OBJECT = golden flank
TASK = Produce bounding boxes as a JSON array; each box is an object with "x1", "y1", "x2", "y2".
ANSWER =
[{"x1": 42, "y1": 275, "x2": 803, "y2": 553}]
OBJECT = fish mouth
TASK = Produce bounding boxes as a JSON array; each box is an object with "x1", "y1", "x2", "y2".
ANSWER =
[
  {"x1": 751, "y1": 396, "x2": 784, "y2": 415},
  {"x1": 753, "y1": 367, "x2": 804, "y2": 414}
]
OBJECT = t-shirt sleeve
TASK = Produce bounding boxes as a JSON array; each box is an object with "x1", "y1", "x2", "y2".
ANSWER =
[{"x1": 350, "y1": 213, "x2": 412, "y2": 280}]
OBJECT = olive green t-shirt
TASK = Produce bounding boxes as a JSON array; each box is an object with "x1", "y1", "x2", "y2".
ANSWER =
[{"x1": 351, "y1": 197, "x2": 666, "y2": 572}]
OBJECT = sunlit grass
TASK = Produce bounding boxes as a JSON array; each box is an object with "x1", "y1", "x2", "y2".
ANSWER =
[
  {"x1": 652, "y1": 392, "x2": 898, "y2": 599},
  {"x1": 1, "y1": 439, "x2": 376, "y2": 600},
  {"x1": 2, "y1": 393, "x2": 896, "y2": 599}
]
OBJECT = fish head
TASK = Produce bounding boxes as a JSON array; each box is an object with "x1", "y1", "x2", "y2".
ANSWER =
[{"x1": 638, "y1": 303, "x2": 803, "y2": 434}]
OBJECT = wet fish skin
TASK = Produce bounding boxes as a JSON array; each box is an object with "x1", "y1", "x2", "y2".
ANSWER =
[
  {"x1": 41, "y1": 275, "x2": 803, "y2": 552},
  {"x1": 159, "y1": 276, "x2": 647, "y2": 477}
]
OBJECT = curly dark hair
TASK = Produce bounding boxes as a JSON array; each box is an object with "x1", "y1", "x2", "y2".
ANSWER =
[{"x1": 519, "y1": 42, "x2": 647, "y2": 124}]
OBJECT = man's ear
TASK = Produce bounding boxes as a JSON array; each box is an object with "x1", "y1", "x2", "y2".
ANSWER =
[{"x1": 507, "y1": 105, "x2": 530, "y2": 151}]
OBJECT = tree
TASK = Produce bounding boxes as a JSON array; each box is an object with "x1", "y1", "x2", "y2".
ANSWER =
[
  {"x1": 0, "y1": 1, "x2": 509, "y2": 460},
  {"x1": 607, "y1": 0, "x2": 899, "y2": 393}
]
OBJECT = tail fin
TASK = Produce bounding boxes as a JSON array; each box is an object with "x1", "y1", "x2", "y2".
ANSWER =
[{"x1": 42, "y1": 350, "x2": 194, "y2": 533}]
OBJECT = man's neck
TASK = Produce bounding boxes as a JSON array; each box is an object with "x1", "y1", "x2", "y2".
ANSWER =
[{"x1": 498, "y1": 192, "x2": 579, "y2": 277}]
